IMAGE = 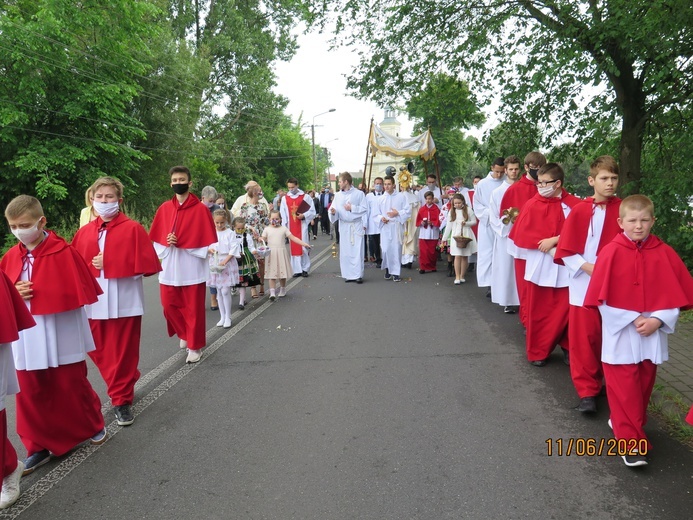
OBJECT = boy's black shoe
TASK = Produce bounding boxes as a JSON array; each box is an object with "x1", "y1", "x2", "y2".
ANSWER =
[
  {"x1": 622, "y1": 453, "x2": 648, "y2": 467},
  {"x1": 576, "y1": 397, "x2": 597, "y2": 413},
  {"x1": 393, "y1": 275, "x2": 401, "y2": 282},
  {"x1": 384, "y1": 269, "x2": 391, "y2": 280},
  {"x1": 114, "y1": 404, "x2": 135, "y2": 426},
  {"x1": 530, "y1": 359, "x2": 547, "y2": 367},
  {"x1": 562, "y1": 348, "x2": 570, "y2": 366}
]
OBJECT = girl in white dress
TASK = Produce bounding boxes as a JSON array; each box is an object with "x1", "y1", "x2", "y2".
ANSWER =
[
  {"x1": 208, "y1": 209, "x2": 240, "y2": 328},
  {"x1": 442, "y1": 194, "x2": 478, "y2": 284}
]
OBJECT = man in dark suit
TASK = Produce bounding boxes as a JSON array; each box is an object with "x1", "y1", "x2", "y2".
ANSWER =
[{"x1": 320, "y1": 187, "x2": 334, "y2": 237}]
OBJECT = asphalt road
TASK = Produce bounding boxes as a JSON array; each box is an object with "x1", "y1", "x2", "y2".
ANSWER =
[{"x1": 3, "y1": 235, "x2": 692, "y2": 519}]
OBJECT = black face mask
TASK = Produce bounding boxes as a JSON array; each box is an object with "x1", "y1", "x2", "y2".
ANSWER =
[
  {"x1": 528, "y1": 168, "x2": 539, "y2": 180},
  {"x1": 172, "y1": 183, "x2": 189, "y2": 195}
]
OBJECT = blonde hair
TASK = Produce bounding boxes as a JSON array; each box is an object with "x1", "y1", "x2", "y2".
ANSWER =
[
  {"x1": 213, "y1": 208, "x2": 231, "y2": 224},
  {"x1": 91, "y1": 176, "x2": 124, "y2": 199},
  {"x1": 620, "y1": 194, "x2": 654, "y2": 218},
  {"x1": 5, "y1": 195, "x2": 44, "y2": 221},
  {"x1": 84, "y1": 184, "x2": 94, "y2": 207}
]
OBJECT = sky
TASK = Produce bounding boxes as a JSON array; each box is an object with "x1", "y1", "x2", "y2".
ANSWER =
[{"x1": 273, "y1": 28, "x2": 414, "y2": 176}]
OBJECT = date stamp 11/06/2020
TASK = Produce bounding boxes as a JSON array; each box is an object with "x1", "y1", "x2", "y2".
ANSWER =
[{"x1": 546, "y1": 438, "x2": 648, "y2": 457}]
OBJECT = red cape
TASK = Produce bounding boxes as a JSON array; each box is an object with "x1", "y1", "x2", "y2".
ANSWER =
[
  {"x1": 149, "y1": 193, "x2": 217, "y2": 249},
  {"x1": 500, "y1": 175, "x2": 536, "y2": 213},
  {"x1": 0, "y1": 231, "x2": 102, "y2": 315},
  {"x1": 285, "y1": 194, "x2": 310, "y2": 256},
  {"x1": 416, "y1": 204, "x2": 441, "y2": 227},
  {"x1": 584, "y1": 233, "x2": 693, "y2": 312},
  {"x1": 72, "y1": 212, "x2": 162, "y2": 279},
  {"x1": 508, "y1": 190, "x2": 581, "y2": 249},
  {"x1": 554, "y1": 197, "x2": 622, "y2": 265},
  {"x1": 0, "y1": 270, "x2": 35, "y2": 343}
]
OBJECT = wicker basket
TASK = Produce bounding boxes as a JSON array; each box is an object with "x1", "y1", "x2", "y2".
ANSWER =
[{"x1": 453, "y1": 236, "x2": 472, "y2": 248}]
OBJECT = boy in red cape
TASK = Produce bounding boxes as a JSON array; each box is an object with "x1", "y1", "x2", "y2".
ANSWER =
[
  {"x1": 554, "y1": 156, "x2": 622, "y2": 414},
  {"x1": 1, "y1": 195, "x2": 105, "y2": 477},
  {"x1": 72, "y1": 177, "x2": 161, "y2": 426},
  {"x1": 500, "y1": 151, "x2": 547, "y2": 326},
  {"x1": 149, "y1": 166, "x2": 217, "y2": 364},
  {"x1": 584, "y1": 195, "x2": 693, "y2": 467},
  {"x1": 508, "y1": 163, "x2": 581, "y2": 366},
  {"x1": 0, "y1": 271, "x2": 35, "y2": 508},
  {"x1": 415, "y1": 192, "x2": 442, "y2": 273}
]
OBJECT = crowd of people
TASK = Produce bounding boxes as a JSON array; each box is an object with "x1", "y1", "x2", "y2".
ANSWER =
[
  {"x1": 328, "y1": 154, "x2": 693, "y2": 469},
  {"x1": 0, "y1": 155, "x2": 692, "y2": 510}
]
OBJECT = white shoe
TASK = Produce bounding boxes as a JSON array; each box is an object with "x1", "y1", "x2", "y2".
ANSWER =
[
  {"x1": 278, "y1": 288, "x2": 286, "y2": 298},
  {"x1": 460, "y1": 278, "x2": 466, "y2": 283},
  {"x1": 179, "y1": 339, "x2": 188, "y2": 349},
  {"x1": 0, "y1": 461, "x2": 24, "y2": 509},
  {"x1": 216, "y1": 319, "x2": 224, "y2": 327},
  {"x1": 186, "y1": 349, "x2": 202, "y2": 364},
  {"x1": 223, "y1": 319, "x2": 231, "y2": 328},
  {"x1": 454, "y1": 279, "x2": 461, "y2": 285}
]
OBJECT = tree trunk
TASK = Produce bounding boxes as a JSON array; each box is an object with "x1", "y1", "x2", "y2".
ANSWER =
[{"x1": 618, "y1": 96, "x2": 646, "y2": 195}]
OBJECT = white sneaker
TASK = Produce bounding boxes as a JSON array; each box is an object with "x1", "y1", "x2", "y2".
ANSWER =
[
  {"x1": 216, "y1": 319, "x2": 224, "y2": 327},
  {"x1": 0, "y1": 460, "x2": 23, "y2": 509},
  {"x1": 278, "y1": 288, "x2": 286, "y2": 298},
  {"x1": 454, "y1": 279, "x2": 461, "y2": 285},
  {"x1": 460, "y1": 279, "x2": 466, "y2": 283},
  {"x1": 223, "y1": 318, "x2": 231, "y2": 328},
  {"x1": 179, "y1": 339, "x2": 188, "y2": 349},
  {"x1": 186, "y1": 349, "x2": 202, "y2": 364}
]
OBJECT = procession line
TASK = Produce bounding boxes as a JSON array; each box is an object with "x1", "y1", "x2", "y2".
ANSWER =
[{"x1": 1, "y1": 247, "x2": 333, "y2": 519}]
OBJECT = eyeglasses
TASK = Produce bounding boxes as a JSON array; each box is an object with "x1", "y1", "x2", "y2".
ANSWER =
[{"x1": 534, "y1": 179, "x2": 560, "y2": 187}]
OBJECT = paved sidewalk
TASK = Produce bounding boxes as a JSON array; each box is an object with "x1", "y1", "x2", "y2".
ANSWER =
[{"x1": 656, "y1": 318, "x2": 693, "y2": 410}]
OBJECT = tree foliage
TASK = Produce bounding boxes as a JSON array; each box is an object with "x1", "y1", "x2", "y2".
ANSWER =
[{"x1": 314, "y1": 0, "x2": 693, "y2": 191}]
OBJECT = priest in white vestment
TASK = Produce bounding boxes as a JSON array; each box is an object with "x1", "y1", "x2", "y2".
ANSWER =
[{"x1": 329, "y1": 173, "x2": 368, "y2": 282}]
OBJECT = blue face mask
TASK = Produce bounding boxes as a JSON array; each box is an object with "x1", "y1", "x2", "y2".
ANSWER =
[{"x1": 374, "y1": 185, "x2": 383, "y2": 193}]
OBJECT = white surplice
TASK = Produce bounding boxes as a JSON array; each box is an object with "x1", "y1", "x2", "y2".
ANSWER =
[
  {"x1": 372, "y1": 191, "x2": 411, "y2": 276},
  {"x1": 472, "y1": 173, "x2": 505, "y2": 287},
  {"x1": 329, "y1": 186, "x2": 368, "y2": 280},
  {"x1": 489, "y1": 181, "x2": 519, "y2": 306}
]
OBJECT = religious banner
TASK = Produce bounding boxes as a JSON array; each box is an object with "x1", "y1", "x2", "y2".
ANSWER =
[{"x1": 368, "y1": 124, "x2": 436, "y2": 161}]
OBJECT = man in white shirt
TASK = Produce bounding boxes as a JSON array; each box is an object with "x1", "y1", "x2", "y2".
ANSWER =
[
  {"x1": 372, "y1": 176, "x2": 410, "y2": 281},
  {"x1": 329, "y1": 173, "x2": 368, "y2": 283}
]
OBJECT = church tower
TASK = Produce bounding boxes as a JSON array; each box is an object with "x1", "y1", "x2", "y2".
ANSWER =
[{"x1": 370, "y1": 107, "x2": 406, "y2": 184}]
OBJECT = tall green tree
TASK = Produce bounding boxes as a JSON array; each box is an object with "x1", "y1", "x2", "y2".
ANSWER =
[
  {"x1": 405, "y1": 74, "x2": 484, "y2": 183},
  {"x1": 0, "y1": 0, "x2": 166, "y2": 221},
  {"x1": 315, "y1": 0, "x2": 693, "y2": 190}
]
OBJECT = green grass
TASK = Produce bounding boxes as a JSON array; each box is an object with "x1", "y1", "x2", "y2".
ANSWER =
[
  {"x1": 649, "y1": 384, "x2": 693, "y2": 448},
  {"x1": 679, "y1": 309, "x2": 693, "y2": 324}
]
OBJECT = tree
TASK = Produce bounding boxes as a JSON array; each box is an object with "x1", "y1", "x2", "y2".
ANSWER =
[
  {"x1": 0, "y1": 0, "x2": 166, "y2": 221},
  {"x1": 316, "y1": 0, "x2": 693, "y2": 191},
  {"x1": 405, "y1": 73, "x2": 484, "y2": 183}
]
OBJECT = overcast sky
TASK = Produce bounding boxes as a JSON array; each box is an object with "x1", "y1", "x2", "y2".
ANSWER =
[{"x1": 273, "y1": 28, "x2": 414, "y2": 175}]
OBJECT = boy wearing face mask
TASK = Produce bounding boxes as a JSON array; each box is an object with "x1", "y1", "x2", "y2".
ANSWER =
[
  {"x1": 418, "y1": 174, "x2": 443, "y2": 208},
  {"x1": 1, "y1": 195, "x2": 106, "y2": 476},
  {"x1": 72, "y1": 177, "x2": 161, "y2": 426},
  {"x1": 509, "y1": 163, "x2": 581, "y2": 366},
  {"x1": 500, "y1": 151, "x2": 547, "y2": 327},
  {"x1": 149, "y1": 166, "x2": 217, "y2": 364}
]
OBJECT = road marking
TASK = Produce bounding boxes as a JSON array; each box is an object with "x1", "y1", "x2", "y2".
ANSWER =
[{"x1": 3, "y1": 246, "x2": 333, "y2": 518}]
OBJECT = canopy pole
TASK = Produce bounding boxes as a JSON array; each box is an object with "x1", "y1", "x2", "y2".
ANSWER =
[{"x1": 363, "y1": 118, "x2": 374, "y2": 193}]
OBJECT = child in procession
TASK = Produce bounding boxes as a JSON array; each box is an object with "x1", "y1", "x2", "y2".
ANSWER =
[
  {"x1": 1, "y1": 195, "x2": 106, "y2": 476},
  {"x1": 584, "y1": 195, "x2": 693, "y2": 467},
  {"x1": 415, "y1": 191, "x2": 442, "y2": 274},
  {"x1": 262, "y1": 210, "x2": 312, "y2": 300},
  {"x1": 232, "y1": 217, "x2": 260, "y2": 310},
  {"x1": 208, "y1": 209, "x2": 241, "y2": 328},
  {"x1": 441, "y1": 193, "x2": 478, "y2": 284}
]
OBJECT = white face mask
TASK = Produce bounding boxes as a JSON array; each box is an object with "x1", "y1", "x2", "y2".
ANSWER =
[
  {"x1": 12, "y1": 219, "x2": 43, "y2": 245},
  {"x1": 537, "y1": 185, "x2": 557, "y2": 198},
  {"x1": 289, "y1": 188, "x2": 299, "y2": 196},
  {"x1": 93, "y1": 201, "x2": 120, "y2": 219}
]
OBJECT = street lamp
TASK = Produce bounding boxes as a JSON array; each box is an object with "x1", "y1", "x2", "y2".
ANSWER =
[{"x1": 312, "y1": 109, "x2": 336, "y2": 189}]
